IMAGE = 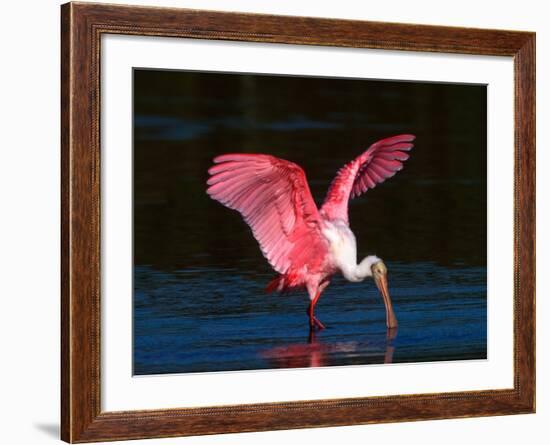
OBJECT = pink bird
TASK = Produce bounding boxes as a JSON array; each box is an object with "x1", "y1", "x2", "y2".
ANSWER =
[{"x1": 207, "y1": 134, "x2": 415, "y2": 331}]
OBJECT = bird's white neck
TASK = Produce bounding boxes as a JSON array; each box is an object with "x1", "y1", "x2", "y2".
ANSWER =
[
  {"x1": 341, "y1": 255, "x2": 381, "y2": 282},
  {"x1": 322, "y1": 220, "x2": 380, "y2": 283}
]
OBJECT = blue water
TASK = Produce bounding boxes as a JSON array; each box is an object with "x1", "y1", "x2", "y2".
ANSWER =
[
  {"x1": 134, "y1": 262, "x2": 486, "y2": 374},
  {"x1": 132, "y1": 69, "x2": 487, "y2": 375}
]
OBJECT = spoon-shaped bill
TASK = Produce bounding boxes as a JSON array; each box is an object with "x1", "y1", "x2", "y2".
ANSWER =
[{"x1": 374, "y1": 273, "x2": 398, "y2": 329}]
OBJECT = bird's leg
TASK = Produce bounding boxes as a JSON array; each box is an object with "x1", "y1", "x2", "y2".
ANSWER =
[
  {"x1": 306, "y1": 281, "x2": 330, "y2": 330},
  {"x1": 307, "y1": 291, "x2": 325, "y2": 330}
]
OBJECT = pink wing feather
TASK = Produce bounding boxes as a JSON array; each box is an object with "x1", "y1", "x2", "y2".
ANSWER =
[
  {"x1": 207, "y1": 154, "x2": 328, "y2": 274},
  {"x1": 321, "y1": 134, "x2": 415, "y2": 222}
]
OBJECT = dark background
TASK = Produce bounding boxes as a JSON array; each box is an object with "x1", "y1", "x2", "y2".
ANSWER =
[{"x1": 133, "y1": 69, "x2": 487, "y2": 375}]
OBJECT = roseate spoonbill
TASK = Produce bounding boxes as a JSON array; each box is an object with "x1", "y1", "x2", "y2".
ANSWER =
[{"x1": 207, "y1": 134, "x2": 414, "y2": 330}]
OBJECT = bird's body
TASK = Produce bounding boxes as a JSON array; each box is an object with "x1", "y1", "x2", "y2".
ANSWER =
[{"x1": 207, "y1": 134, "x2": 415, "y2": 330}]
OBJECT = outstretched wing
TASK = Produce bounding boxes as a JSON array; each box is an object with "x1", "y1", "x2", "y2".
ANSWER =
[
  {"x1": 207, "y1": 154, "x2": 328, "y2": 274},
  {"x1": 320, "y1": 134, "x2": 415, "y2": 223}
]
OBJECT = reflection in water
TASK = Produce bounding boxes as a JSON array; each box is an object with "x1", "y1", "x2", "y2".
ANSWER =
[
  {"x1": 261, "y1": 328, "x2": 398, "y2": 369},
  {"x1": 132, "y1": 70, "x2": 487, "y2": 375}
]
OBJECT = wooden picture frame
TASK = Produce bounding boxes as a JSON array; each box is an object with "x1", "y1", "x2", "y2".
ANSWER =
[{"x1": 61, "y1": 2, "x2": 535, "y2": 442}]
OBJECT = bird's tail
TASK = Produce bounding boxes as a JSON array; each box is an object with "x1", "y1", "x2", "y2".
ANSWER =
[
  {"x1": 266, "y1": 273, "x2": 302, "y2": 294},
  {"x1": 266, "y1": 275, "x2": 284, "y2": 293}
]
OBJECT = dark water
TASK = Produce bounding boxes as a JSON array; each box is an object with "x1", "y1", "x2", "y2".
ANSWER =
[{"x1": 133, "y1": 69, "x2": 487, "y2": 375}]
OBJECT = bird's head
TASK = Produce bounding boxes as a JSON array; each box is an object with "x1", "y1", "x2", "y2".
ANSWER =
[
  {"x1": 371, "y1": 259, "x2": 387, "y2": 281},
  {"x1": 370, "y1": 259, "x2": 398, "y2": 329}
]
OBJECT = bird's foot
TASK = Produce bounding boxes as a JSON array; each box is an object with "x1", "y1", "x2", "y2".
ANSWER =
[{"x1": 310, "y1": 317, "x2": 326, "y2": 330}]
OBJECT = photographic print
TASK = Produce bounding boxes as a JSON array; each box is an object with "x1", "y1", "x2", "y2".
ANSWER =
[{"x1": 133, "y1": 69, "x2": 487, "y2": 375}]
